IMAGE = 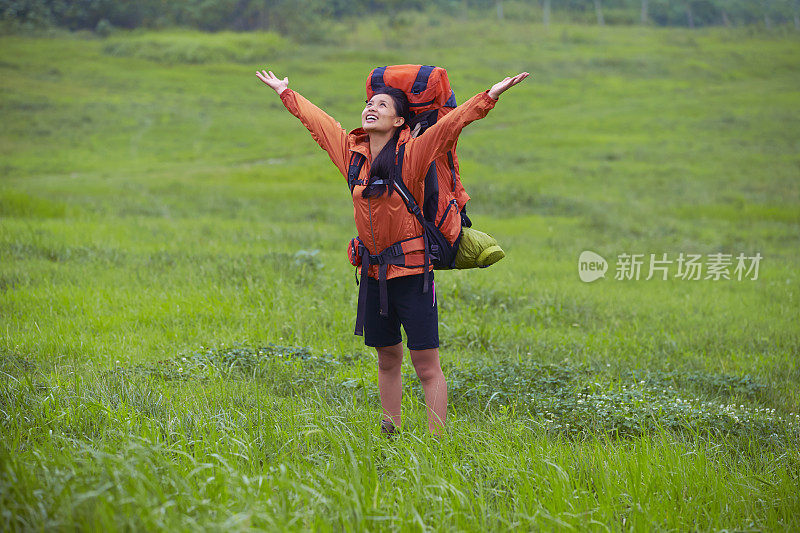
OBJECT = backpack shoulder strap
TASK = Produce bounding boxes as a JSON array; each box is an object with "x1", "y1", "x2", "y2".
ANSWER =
[
  {"x1": 347, "y1": 152, "x2": 366, "y2": 193},
  {"x1": 391, "y1": 144, "x2": 424, "y2": 225},
  {"x1": 408, "y1": 109, "x2": 439, "y2": 137}
]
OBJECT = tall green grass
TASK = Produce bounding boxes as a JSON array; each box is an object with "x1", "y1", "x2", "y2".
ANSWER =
[{"x1": 2, "y1": 19, "x2": 799, "y2": 531}]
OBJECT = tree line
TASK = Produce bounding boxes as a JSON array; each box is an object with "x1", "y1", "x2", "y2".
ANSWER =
[{"x1": 2, "y1": 0, "x2": 799, "y2": 34}]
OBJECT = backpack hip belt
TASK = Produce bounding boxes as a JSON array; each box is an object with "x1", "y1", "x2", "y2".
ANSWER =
[{"x1": 353, "y1": 234, "x2": 428, "y2": 336}]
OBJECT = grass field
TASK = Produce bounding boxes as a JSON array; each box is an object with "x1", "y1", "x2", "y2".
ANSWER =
[{"x1": 1, "y1": 18, "x2": 799, "y2": 531}]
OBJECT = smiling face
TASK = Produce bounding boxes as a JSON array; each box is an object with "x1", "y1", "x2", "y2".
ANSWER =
[{"x1": 361, "y1": 93, "x2": 405, "y2": 133}]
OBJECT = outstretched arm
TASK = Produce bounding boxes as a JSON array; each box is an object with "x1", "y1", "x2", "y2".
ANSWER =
[
  {"x1": 256, "y1": 69, "x2": 350, "y2": 176},
  {"x1": 406, "y1": 72, "x2": 530, "y2": 179}
]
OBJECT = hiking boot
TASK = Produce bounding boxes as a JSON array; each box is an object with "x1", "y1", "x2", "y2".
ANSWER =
[
  {"x1": 476, "y1": 245, "x2": 505, "y2": 268},
  {"x1": 380, "y1": 419, "x2": 398, "y2": 438}
]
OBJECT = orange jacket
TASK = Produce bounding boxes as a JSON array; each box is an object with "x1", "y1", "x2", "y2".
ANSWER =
[{"x1": 279, "y1": 88, "x2": 496, "y2": 280}]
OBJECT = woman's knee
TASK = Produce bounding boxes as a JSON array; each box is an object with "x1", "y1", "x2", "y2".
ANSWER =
[
  {"x1": 410, "y1": 348, "x2": 443, "y2": 383},
  {"x1": 376, "y1": 343, "x2": 403, "y2": 372}
]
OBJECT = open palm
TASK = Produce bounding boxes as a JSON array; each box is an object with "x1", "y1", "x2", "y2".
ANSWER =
[
  {"x1": 256, "y1": 70, "x2": 289, "y2": 95},
  {"x1": 488, "y1": 72, "x2": 530, "y2": 100}
]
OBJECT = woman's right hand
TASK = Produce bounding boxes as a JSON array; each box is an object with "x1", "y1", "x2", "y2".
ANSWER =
[
  {"x1": 487, "y1": 72, "x2": 530, "y2": 100},
  {"x1": 256, "y1": 70, "x2": 289, "y2": 95}
]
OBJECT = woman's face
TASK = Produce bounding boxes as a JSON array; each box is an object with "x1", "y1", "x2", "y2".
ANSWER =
[{"x1": 362, "y1": 94, "x2": 405, "y2": 133}]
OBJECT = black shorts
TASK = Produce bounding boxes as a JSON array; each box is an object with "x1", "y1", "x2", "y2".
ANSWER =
[{"x1": 363, "y1": 271, "x2": 439, "y2": 350}]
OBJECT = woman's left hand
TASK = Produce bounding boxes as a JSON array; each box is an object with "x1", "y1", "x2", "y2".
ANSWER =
[{"x1": 488, "y1": 72, "x2": 530, "y2": 100}]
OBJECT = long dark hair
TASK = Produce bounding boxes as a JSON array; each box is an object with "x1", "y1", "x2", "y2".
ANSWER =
[{"x1": 362, "y1": 87, "x2": 411, "y2": 199}]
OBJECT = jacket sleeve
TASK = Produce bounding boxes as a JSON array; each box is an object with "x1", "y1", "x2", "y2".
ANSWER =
[
  {"x1": 279, "y1": 88, "x2": 350, "y2": 176},
  {"x1": 404, "y1": 90, "x2": 497, "y2": 184}
]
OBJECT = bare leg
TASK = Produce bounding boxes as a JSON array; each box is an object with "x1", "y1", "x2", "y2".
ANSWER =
[
  {"x1": 376, "y1": 343, "x2": 404, "y2": 429},
  {"x1": 409, "y1": 348, "x2": 448, "y2": 435}
]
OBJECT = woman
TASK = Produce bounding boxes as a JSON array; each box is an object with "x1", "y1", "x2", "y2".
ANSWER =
[{"x1": 256, "y1": 68, "x2": 529, "y2": 436}]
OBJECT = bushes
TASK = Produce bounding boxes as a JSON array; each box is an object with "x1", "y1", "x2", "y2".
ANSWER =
[{"x1": 101, "y1": 30, "x2": 288, "y2": 64}]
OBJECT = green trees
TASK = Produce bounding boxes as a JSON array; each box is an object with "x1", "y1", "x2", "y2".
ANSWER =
[
  {"x1": 1, "y1": 0, "x2": 798, "y2": 33},
  {"x1": 645, "y1": 0, "x2": 797, "y2": 27}
]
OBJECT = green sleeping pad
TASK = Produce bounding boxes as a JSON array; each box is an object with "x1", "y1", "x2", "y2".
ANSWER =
[{"x1": 454, "y1": 226, "x2": 505, "y2": 269}]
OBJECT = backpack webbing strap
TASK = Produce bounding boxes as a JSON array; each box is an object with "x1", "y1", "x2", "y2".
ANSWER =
[
  {"x1": 370, "y1": 66, "x2": 387, "y2": 91},
  {"x1": 354, "y1": 245, "x2": 369, "y2": 335},
  {"x1": 446, "y1": 151, "x2": 457, "y2": 193},
  {"x1": 437, "y1": 198, "x2": 459, "y2": 230},
  {"x1": 348, "y1": 152, "x2": 366, "y2": 193},
  {"x1": 408, "y1": 99, "x2": 437, "y2": 109},
  {"x1": 411, "y1": 65, "x2": 435, "y2": 95}
]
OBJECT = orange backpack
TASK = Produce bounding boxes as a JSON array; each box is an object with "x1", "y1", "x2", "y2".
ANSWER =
[{"x1": 347, "y1": 64, "x2": 473, "y2": 271}]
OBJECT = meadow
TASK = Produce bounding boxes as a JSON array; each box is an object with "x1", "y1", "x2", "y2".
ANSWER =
[{"x1": 1, "y1": 17, "x2": 799, "y2": 531}]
